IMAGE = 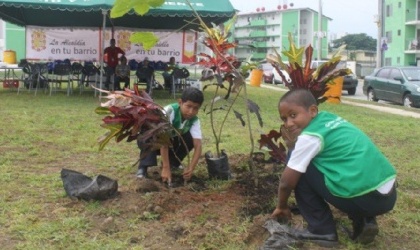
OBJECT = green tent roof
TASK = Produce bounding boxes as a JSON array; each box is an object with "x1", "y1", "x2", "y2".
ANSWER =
[{"x1": 0, "y1": 0, "x2": 236, "y2": 30}]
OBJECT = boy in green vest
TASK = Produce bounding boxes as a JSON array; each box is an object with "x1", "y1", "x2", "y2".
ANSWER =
[
  {"x1": 136, "y1": 88, "x2": 204, "y2": 184},
  {"x1": 271, "y1": 89, "x2": 397, "y2": 247}
]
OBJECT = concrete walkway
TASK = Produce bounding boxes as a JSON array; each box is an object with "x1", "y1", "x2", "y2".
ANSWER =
[{"x1": 259, "y1": 84, "x2": 420, "y2": 119}]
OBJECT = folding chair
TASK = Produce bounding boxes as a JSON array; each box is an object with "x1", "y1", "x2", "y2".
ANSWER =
[
  {"x1": 135, "y1": 66, "x2": 155, "y2": 96},
  {"x1": 50, "y1": 63, "x2": 72, "y2": 96},
  {"x1": 171, "y1": 67, "x2": 190, "y2": 98},
  {"x1": 71, "y1": 62, "x2": 84, "y2": 94}
]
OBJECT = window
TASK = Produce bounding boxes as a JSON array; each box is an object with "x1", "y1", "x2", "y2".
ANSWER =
[
  {"x1": 398, "y1": 2, "x2": 401, "y2": 8},
  {"x1": 377, "y1": 68, "x2": 390, "y2": 78},
  {"x1": 384, "y1": 58, "x2": 392, "y2": 66},
  {"x1": 389, "y1": 68, "x2": 402, "y2": 80},
  {"x1": 398, "y1": 30, "x2": 401, "y2": 36},
  {"x1": 386, "y1": 4, "x2": 393, "y2": 17},
  {"x1": 386, "y1": 31, "x2": 393, "y2": 43},
  {"x1": 397, "y1": 57, "x2": 401, "y2": 64}
]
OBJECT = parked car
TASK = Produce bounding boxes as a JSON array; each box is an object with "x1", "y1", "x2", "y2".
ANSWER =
[
  {"x1": 311, "y1": 60, "x2": 358, "y2": 95},
  {"x1": 261, "y1": 62, "x2": 290, "y2": 85},
  {"x1": 363, "y1": 66, "x2": 420, "y2": 108}
]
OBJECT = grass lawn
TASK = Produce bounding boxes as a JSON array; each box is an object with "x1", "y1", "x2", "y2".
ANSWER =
[{"x1": 0, "y1": 83, "x2": 419, "y2": 249}]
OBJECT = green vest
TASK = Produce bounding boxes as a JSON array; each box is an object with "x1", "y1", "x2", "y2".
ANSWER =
[
  {"x1": 302, "y1": 111, "x2": 396, "y2": 198},
  {"x1": 169, "y1": 103, "x2": 198, "y2": 135}
]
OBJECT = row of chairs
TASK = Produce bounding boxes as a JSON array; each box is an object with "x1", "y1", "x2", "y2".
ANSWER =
[
  {"x1": 17, "y1": 62, "x2": 101, "y2": 96},
  {"x1": 16, "y1": 60, "x2": 192, "y2": 97}
]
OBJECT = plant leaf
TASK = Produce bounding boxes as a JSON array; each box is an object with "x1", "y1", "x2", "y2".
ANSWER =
[
  {"x1": 110, "y1": 0, "x2": 132, "y2": 18},
  {"x1": 130, "y1": 32, "x2": 159, "y2": 51}
]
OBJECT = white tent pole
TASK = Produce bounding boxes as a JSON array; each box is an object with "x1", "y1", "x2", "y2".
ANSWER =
[{"x1": 99, "y1": 9, "x2": 107, "y2": 100}]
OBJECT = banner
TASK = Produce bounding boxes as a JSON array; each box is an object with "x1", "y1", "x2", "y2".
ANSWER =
[
  {"x1": 26, "y1": 26, "x2": 100, "y2": 61},
  {"x1": 26, "y1": 26, "x2": 197, "y2": 63}
]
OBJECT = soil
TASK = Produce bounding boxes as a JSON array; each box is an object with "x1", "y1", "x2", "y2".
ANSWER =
[{"x1": 58, "y1": 153, "x2": 357, "y2": 249}]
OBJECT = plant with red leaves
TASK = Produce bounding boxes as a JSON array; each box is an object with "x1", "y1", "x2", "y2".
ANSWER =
[{"x1": 95, "y1": 85, "x2": 173, "y2": 156}]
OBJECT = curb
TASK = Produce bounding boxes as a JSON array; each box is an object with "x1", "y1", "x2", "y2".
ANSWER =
[{"x1": 257, "y1": 83, "x2": 420, "y2": 119}]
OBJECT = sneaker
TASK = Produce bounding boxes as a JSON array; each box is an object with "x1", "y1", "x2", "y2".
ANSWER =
[
  {"x1": 352, "y1": 217, "x2": 379, "y2": 244},
  {"x1": 136, "y1": 168, "x2": 148, "y2": 179}
]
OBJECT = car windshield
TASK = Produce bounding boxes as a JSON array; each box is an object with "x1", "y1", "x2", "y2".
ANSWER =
[{"x1": 402, "y1": 68, "x2": 420, "y2": 81}]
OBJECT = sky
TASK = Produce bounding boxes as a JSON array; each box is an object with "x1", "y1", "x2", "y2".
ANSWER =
[{"x1": 228, "y1": 0, "x2": 379, "y2": 38}]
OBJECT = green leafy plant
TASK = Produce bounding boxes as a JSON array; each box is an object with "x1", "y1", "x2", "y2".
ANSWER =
[{"x1": 111, "y1": 0, "x2": 165, "y2": 50}]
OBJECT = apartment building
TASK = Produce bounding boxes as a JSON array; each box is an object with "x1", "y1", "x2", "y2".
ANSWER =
[
  {"x1": 382, "y1": 0, "x2": 420, "y2": 66},
  {"x1": 233, "y1": 7, "x2": 331, "y2": 62}
]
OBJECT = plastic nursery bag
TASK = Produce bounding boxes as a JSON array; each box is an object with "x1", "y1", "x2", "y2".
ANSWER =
[{"x1": 61, "y1": 168, "x2": 118, "y2": 201}]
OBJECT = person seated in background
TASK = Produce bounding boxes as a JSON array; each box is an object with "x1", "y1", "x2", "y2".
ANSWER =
[
  {"x1": 162, "y1": 56, "x2": 178, "y2": 90},
  {"x1": 114, "y1": 56, "x2": 131, "y2": 90},
  {"x1": 136, "y1": 57, "x2": 155, "y2": 94}
]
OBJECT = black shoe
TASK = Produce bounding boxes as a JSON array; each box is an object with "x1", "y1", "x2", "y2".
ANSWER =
[
  {"x1": 352, "y1": 217, "x2": 379, "y2": 244},
  {"x1": 293, "y1": 229, "x2": 338, "y2": 248}
]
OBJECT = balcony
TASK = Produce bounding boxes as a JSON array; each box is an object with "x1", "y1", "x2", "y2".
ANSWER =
[
  {"x1": 406, "y1": 10, "x2": 420, "y2": 25},
  {"x1": 405, "y1": 38, "x2": 420, "y2": 54},
  {"x1": 252, "y1": 52, "x2": 267, "y2": 60},
  {"x1": 250, "y1": 19, "x2": 267, "y2": 27},
  {"x1": 249, "y1": 30, "x2": 267, "y2": 38},
  {"x1": 252, "y1": 41, "x2": 267, "y2": 48}
]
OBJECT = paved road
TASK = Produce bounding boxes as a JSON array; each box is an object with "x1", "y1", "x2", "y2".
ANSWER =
[{"x1": 260, "y1": 81, "x2": 420, "y2": 119}]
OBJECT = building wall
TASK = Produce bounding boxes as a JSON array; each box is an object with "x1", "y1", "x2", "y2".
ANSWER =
[
  {"x1": 383, "y1": 0, "x2": 420, "y2": 66},
  {"x1": 4, "y1": 22, "x2": 25, "y2": 63}
]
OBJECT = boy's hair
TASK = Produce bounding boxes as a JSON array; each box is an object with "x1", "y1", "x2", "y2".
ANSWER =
[
  {"x1": 181, "y1": 88, "x2": 204, "y2": 105},
  {"x1": 279, "y1": 89, "x2": 318, "y2": 109},
  {"x1": 120, "y1": 56, "x2": 127, "y2": 62}
]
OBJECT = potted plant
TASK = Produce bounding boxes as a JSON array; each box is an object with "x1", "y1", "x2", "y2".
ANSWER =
[{"x1": 193, "y1": 15, "x2": 265, "y2": 180}]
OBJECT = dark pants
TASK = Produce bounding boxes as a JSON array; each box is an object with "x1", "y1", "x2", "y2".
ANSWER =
[
  {"x1": 294, "y1": 163, "x2": 397, "y2": 235},
  {"x1": 114, "y1": 76, "x2": 130, "y2": 90},
  {"x1": 137, "y1": 132, "x2": 194, "y2": 170}
]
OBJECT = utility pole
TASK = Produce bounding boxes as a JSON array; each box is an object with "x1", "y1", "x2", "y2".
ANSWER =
[
  {"x1": 317, "y1": 0, "x2": 322, "y2": 60},
  {"x1": 376, "y1": 0, "x2": 383, "y2": 68}
]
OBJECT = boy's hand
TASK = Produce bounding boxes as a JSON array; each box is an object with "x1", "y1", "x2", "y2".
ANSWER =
[
  {"x1": 182, "y1": 167, "x2": 194, "y2": 182},
  {"x1": 271, "y1": 206, "x2": 292, "y2": 221},
  {"x1": 161, "y1": 166, "x2": 171, "y2": 184}
]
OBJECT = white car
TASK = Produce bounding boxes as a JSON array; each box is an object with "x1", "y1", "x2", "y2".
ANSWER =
[{"x1": 261, "y1": 63, "x2": 290, "y2": 85}]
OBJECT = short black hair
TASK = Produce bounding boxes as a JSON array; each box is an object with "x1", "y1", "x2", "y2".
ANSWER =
[
  {"x1": 279, "y1": 89, "x2": 317, "y2": 109},
  {"x1": 181, "y1": 88, "x2": 204, "y2": 105}
]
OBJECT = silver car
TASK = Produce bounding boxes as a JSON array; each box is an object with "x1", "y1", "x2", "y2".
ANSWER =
[{"x1": 363, "y1": 66, "x2": 420, "y2": 108}]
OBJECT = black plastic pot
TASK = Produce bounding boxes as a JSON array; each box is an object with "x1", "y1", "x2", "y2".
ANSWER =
[{"x1": 205, "y1": 150, "x2": 232, "y2": 180}]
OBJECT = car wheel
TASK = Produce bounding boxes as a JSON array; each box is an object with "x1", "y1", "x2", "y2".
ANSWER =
[
  {"x1": 403, "y1": 94, "x2": 414, "y2": 108},
  {"x1": 347, "y1": 88, "x2": 356, "y2": 95},
  {"x1": 367, "y1": 89, "x2": 378, "y2": 102}
]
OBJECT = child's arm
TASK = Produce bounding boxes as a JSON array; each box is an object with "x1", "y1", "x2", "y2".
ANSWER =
[
  {"x1": 160, "y1": 145, "x2": 171, "y2": 183},
  {"x1": 183, "y1": 138, "x2": 202, "y2": 181},
  {"x1": 271, "y1": 167, "x2": 301, "y2": 220}
]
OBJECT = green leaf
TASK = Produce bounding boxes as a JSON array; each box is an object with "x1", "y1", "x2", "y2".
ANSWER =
[
  {"x1": 94, "y1": 107, "x2": 112, "y2": 115},
  {"x1": 98, "y1": 123, "x2": 123, "y2": 151},
  {"x1": 281, "y1": 33, "x2": 304, "y2": 68},
  {"x1": 133, "y1": 1, "x2": 151, "y2": 16},
  {"x1": 110, "y1": 0, "x2": 132, "y2": 18},
  {"x1": 130, "y1": 32, "x2": 159, "y2": 50},
  {"x1": 148, "y1": 0, "x2": 165, "y2": 8}
]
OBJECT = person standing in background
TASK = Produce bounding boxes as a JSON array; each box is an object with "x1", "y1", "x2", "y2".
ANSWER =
[{"x1": 104, "y1": 38, "x2": 125, "y2": 90}]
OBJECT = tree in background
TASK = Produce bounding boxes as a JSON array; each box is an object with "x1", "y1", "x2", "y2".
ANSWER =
[{"x1": 330, "y1": 33, "x2": 376, "y2": 51}]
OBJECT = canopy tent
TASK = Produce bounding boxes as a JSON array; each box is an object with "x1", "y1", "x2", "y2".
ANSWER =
[
  {"x1": 0, "y1": 0, "x2": 236, "y2": 30},
  {"x1": 0, "y1": 0, "x2": 235, "y2": 95}
]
